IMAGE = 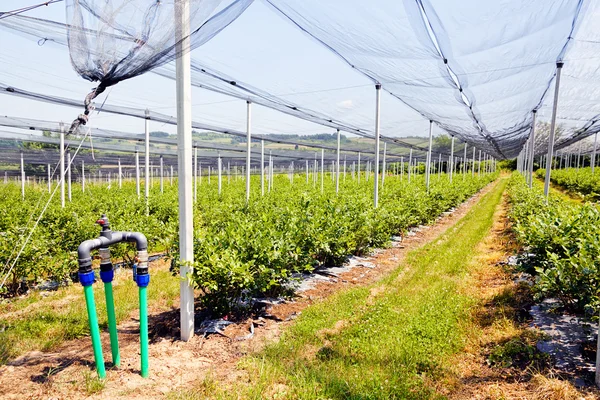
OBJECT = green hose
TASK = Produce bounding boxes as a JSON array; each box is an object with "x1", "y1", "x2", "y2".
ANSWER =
[
  {"x1": 83, "y1": 285, "x2": 106, "y2": 379},
  {"x1": 103, "y1": 282, "x2": 120, "y2": 367},
  {"x1": 139, "y1": 286, "x2": 149, "y2": 378}
]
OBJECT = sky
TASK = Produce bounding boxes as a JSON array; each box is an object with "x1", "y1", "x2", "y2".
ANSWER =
[{"x1": 0, "y1": 0, "x2": 433, "y2": 146}]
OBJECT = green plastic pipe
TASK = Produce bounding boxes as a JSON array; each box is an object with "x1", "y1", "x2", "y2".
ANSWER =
[
  {"x1": 83, "y1": 285, "x2": 106, "y2": 379},
  {"x1": 103, "y1": 282, "x2": 120, "y2": 367},
  {"x1": 139, "y1": 286, "x2": 149, "y2": 378}
]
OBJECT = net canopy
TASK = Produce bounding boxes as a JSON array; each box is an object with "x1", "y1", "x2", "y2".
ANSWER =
[
  {"x1": 0, "y1": 11, "x2": 438, "y2": 156},
  {"x1": 63, "y1": 0, "x2": 251, "y2": 132},
  {"x1": 4, "y1": 0, "x2": 600, "y2": 160}
]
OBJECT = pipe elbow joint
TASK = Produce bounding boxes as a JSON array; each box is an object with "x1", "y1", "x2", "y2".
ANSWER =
[
  {"x1": 122, "y1": 232, "x2": 148, "y2": 252},
  {"x1": 78, "y1": 239, "x2": 99, "y2": 273}
]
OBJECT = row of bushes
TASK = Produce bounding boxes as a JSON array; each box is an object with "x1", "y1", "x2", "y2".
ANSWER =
[
  {"x1": 536, "y1": 167, "x2": 600, "y2": 200},
  {"x1": 507, "y1": 173, "x2": 600, "y2": 315},
  {"x1": 0, "y1": 172, "x2": 495, "y2": 313},
  {"x1": 184, "y1": 173, "x2": 496, "y2": 314}
]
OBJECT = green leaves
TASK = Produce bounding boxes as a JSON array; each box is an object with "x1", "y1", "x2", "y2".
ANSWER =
[
  {"x1": 1, "y1": 172, "x2": 494, "y2": 313},
  {"x1": 507, "y1": 173, "x2": 600, "y2": 315}
]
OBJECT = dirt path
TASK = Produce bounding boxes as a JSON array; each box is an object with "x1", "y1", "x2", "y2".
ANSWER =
[
  {"x1": 448, "y1": 190, "x2": 599, "y2": 400},
  {"x1": 0, "y1": 182, "x2": 499, "y2": 400}
]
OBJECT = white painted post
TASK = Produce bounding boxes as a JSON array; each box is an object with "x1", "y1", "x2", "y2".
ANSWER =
[
  {"x1": 246, "y1": 101, "x2": 252, "y2": 204},
  {"x1": 408, "y1": 149, "x2": 413, "y2": 183},
  {"x1": 67, "y1": 151, "x2": 72, "y2": 201},
  {"x1": 592, "y1": 132, "x2": 598, "y2": 174},
  {"x1": 82, "y1": 160, "x2": 85, "y2": 192},
  {"x1": 528, "y1": 111, "x2": 537, "y2": 188},
  {"x1": 218, "y1": 154, "x2": 222, "y2": 195},
  {"x1": 438, "y1": 153, "x2": 442, "y2": 178},
  {"x1": 20, "y1": 152, "x2": 25, "y2": 200},
  {"x1": 118, "y1": 157, "x2": 122, "y2": 189},
  {"x1": 425, "y1": 121, "x2": 433, "y2": 191},
  {"x1": 175, "y1": 0, "x2": 194, "y2": 342},
  {"x1": 135, "y1": 150, "x2": 140, "y2": 198},
  {"x1": 170, "y1": 165, "x2": 174, "y2": 185},
  {"x1": 321, "y1": 149, "x2": 324, "y2": 193},
  {"x1": 449, "y1": 136, "x2": 455, "y2": 182},
  {"x1": 478, "y1": 150, "x2": 482, "y2": 175},
  {"x1": 193, "y1": 147, "x2": 197, "y2": 203},
  {"x1": 463, "y1": 143, "x2": 467, "y2": 180},
  {"x1": 544, "y1": 62, "x2": 563, "y2": 198},
  {"x1": 303, "y1": 159, "x2": 308, "y2": 184},
  {"x1": 47, "y1": 163, "x2": 51, "y2": 193},
  {"x1": 472, "y1": 147, "x2": 476, "y2": 177},
  {"x1": 160, "y1": 155, "x2": 164, "y2": 193},
  {"x1": 343, "y1": 154, "x2": 347, "y2": 182},
  {"x1": 269, "y1": 152, "x2": 273, "y2": 192},
  {"x1": 374, "y1": 83, "x2": 381, "y2": 208},
  {"x1": 261, "y1": 139, "x2": 265, "y2": 196},
  {"x1": 60, "y1": 122, "x2": 65, "y2": 208},
  {"x1": 336, "y1": 129, "x2": 341, "y2": 194},
  {"x1": 145, "y1": 109, "x2": 150, "y2": 216},
  {"x1": 357, "y1": 152, "x2": 361, "y2": 183},
  {"x1": 401, "y1": 156, "x2": 404, "y2": 181}
]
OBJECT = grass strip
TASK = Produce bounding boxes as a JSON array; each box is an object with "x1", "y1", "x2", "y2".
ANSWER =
[{"x1": 174, "y1": 177, "x2": 508, "y2": 399}]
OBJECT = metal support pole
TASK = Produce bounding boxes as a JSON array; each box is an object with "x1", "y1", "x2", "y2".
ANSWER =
[
  {"x1": 357, "y1": 152, "x2": 361, "y2": 183},
  {"x1": 261, "y1": 139, "x2": 265, "y2": 196},
  {"x1": 67, "y1": 151, "x2": 72, "y2": 201},
  {"x1": 20, "y1": 152, "x2": 25, "y2": 200},
  {"x1": 449, "y1": 136, "x2": 455, "y2": 182},
  {"x1": 82, "y1": 160, "x2": 85, "y2": 192},
  {"x1": 118, "y1": 158, "x2": 122, "y2": 189},
  {"x1": 400, "y1": 157, "x2": 404, "y2": 181},
  {"x1": 544, "y1": 62, "x2": 563, "y2": 198},
  {"x1": 145, "y1": 109, "x2": 150, "y2": 216},
  {"x1": 193, "y1": 147, "x2": 197, "y2": 203},
  {"x1": 336, "y1": 129, "x2": 341, "y2": 194},
  {"x1": 408, "y1": 149, "x2": 413, "y2": 183},
  {"x1": 528, "y1": 111, "x2": 537, "y2": 188},
  {"x1": 306, "y1": 160, "x2": 309, "y2": 184},
  {"x1": 175, "y1": 0, "x2": 194, "y2": 342},
  {"x1": 135, "y1": 150, "x2": 140, "y2": 198},
  {"x1": 425, "y1": 121, "x2": 433, "y2": 192},
  {"x1": 246, "y1": 101, "x2": 252, "y2": 204},
  {"x1": 593, "y1": 132, "x2": 598, "y2": 174},
  {"x1": 60, "y1": 122, "x2": 65, "y2": 208},
  {"x1": 47, "y1": 163, "x2": 51, "y2": 193},
  {"x1": 472, "y1": 147, "x2": 476, "y2": 177},
  {"x1": 269, "y1": 152, "x2": 273, "y2": 192},
  {"x1": 321, "y1": 149, "x2": 324, "y2": 193},
  {"x1": 463, "y1": 143, "x2": 467, "y2": 180},
  {"x1": 374, "y1": 84, "x2": 381, "y2": 208},
  {"x1": 160, "y1": 155, "x2": 164, "y2": 193},
  {"x1": 218, "y1": 154, "x2": 222, "y2": 195}
]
